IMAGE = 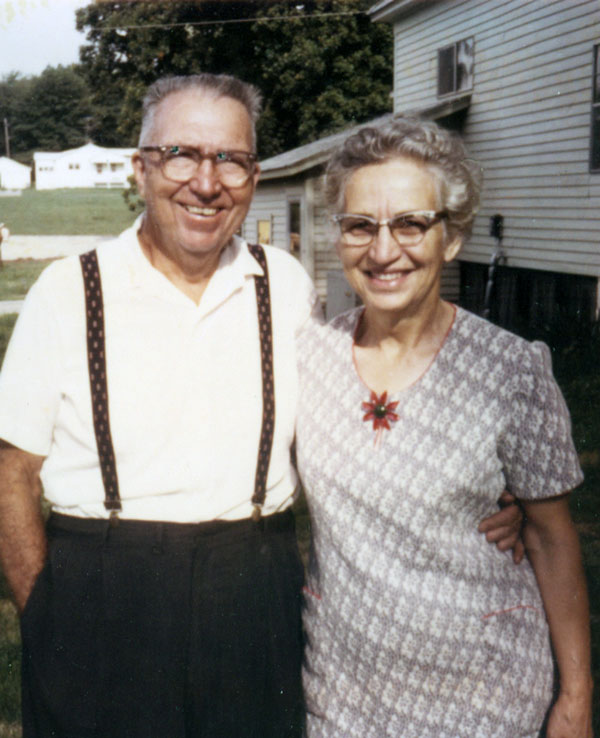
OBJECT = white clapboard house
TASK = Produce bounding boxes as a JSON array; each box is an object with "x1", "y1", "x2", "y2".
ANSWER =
[
  {"x1": 245, "y1": 0, "x2": 600, "y2": 333},
  {"x1": 34, "y1": 143, "x2": 136, "y2": 190},
  {"x1": 0, "y1": 156, "x2": 31, "y2": 190}
]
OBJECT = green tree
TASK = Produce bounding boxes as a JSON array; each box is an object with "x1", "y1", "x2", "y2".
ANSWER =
[
  {"x1": 0, "y1": 72, "x2": 33, "y2": 161},
  {"x1": 17, "y1": 66, "x2": 92, "y2": 152},
  {"x1": 0, "y1": 66, "x2": 92, "y2": 159},
  {"x1": 251, "y1": 0, "x2": 393, "y2": 156},
  {"x1": 76, "y1": 0, "x2": 393, "y2": 157}
]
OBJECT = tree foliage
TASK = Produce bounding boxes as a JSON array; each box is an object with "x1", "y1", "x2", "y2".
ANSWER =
[
  {"x1": 0, "y1": 66, "x2": 92, "y2": 161},
  {"x1": 76, "y1": 0, "x2": 393, "y2": 157}
]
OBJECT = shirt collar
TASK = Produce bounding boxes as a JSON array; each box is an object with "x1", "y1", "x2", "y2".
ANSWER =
[{"x1": 123, "y1": 217, "x2": 264, "y2": 312}]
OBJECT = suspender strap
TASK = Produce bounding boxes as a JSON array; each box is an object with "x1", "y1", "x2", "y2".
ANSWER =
[
  {"x1": 79, "y1": 245, "x2": 275, "y2": 521},
  {"x1": 79, "y1": 250, "x2": 122, "y2": 515},
  {"x1": 247, "y1": 244, "x2": 276, "y2": 521}
]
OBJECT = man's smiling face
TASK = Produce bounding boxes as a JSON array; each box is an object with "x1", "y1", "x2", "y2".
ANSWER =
[{"x1": 132, "y1": 88, "x2": 260, "y2": 270}]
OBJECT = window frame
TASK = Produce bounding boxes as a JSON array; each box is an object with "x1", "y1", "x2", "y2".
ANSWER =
[
  {"x1": 437, "y1": 37, "x2": 474, "y2": 98},
  {"x1": 590, "y1": 43, "x2": 600, "y2": 172}
]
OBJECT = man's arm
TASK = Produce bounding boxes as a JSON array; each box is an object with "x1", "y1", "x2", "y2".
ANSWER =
[
  {"x1": 0, "y1": 440, "x2": 47, "y2": 613},
  {"x1": 478, "y1": 491, "x2": 525, "y2": 563}
]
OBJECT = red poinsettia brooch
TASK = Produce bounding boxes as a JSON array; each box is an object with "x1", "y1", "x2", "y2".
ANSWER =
[{"x1": 362, "y1": 391, "x2": 399, "y2": 445}]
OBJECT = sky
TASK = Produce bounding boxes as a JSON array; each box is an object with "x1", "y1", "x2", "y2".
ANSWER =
[{"x1": 0, "y1": 0, "x2": 86, "y2": 78}]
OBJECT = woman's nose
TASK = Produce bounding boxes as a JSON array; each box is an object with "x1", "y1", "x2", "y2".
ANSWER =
[{"x1": 368, "y1": 223, "x2": 402, "y2": 262}]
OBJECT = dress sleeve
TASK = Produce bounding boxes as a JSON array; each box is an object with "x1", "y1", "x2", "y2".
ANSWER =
[
  {"x1": 0, "y1": 271, "x2": 63, "y2": 456},
  {"x1": 498, "y1": 340, "x2": 583, "y2": 500}
]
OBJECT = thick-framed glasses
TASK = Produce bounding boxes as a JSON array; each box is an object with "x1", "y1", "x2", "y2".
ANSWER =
[
  {"x1": 332, "y1": 210, "x2": 448, "y2": 248},
  {"x1": 139, "y1": 145, "x2": 257, "y2": 187}
]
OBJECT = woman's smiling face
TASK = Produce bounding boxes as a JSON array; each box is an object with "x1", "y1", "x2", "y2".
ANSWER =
[{"x1": 336, "y1": 156, "x2": 462, "y2": 320}]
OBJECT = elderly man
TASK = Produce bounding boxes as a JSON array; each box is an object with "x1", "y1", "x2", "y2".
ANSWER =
[
  {"x1": 0, "y1": 74, "x2": 320, "y2": 738},
  {"x1": 0, "y1": 74, "x2": 520, "y2": 738}
]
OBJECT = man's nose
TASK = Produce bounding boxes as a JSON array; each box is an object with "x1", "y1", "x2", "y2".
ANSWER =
[{"x1": 187, "y1": 158, "x2": 222, "y2": 196}]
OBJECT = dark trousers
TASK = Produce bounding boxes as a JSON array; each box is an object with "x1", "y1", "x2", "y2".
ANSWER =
[{"x1": 20, "y1": 510, "x2": 305, "y2": 738}]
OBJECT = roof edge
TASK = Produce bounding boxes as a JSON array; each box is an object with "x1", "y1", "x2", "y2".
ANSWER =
[
  {"x1": 258, "y1": 94, "x2": 471, "y2": 180},
  {"x1": 368, "y1": 0, "x2": 439, "y2": 23}
]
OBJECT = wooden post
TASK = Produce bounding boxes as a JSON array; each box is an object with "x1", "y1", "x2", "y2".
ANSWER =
[{"x1": 3, "y1": 118, "x2": 10, "y2": 159}]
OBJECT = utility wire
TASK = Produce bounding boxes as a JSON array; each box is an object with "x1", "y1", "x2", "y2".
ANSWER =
[{"x1": 91, "y1": 10, "x2": 366, "y2": 32}]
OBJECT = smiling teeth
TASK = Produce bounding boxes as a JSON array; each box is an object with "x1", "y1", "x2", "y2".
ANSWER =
[
  {"x1": 185, "y1": 206, "x2": 218, "y2": 216},
  {"x1": 373, "y1": 272, "x2": 402, "y2": 280}
]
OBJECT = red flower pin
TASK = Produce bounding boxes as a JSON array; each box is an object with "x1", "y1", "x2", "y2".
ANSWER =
[{"x1": 362, "y1": 391, "x2": 399, "y2": 432}]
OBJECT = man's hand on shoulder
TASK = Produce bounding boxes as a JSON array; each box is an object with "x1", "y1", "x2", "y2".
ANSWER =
[{"x1": 478, "y1": 491, "x2": 525, "y2": 564}]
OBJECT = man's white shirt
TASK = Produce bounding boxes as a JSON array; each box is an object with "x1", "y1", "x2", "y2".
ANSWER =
[{"x1": 0, "y1": 221, "x2": 321, "y2": 521}]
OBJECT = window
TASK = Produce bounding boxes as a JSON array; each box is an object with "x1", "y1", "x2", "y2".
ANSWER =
[
  {"x1": 110, "y1": 162, "x2": 124, "y2": 172},
  {"x1": 69, "y1": 163, "x2": 80, "y2": 170},
  {"x1": 590, "y1": 44, "x2": 600, "y2": 171},
  {"x1": 438, "y1": 37, "x2": 474, "y2": 96},
  {"x1": 95, "y1": 163, "x2": 106, "y2": 173},
  {"x1": 288, "y1": 200, "x2": 301, "y2": 257}
]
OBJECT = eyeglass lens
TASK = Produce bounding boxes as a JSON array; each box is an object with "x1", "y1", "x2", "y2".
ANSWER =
[
  {"x1": 161, "y1": 148, "x2": 253, "y2": 186},
  {"x1": 338, "y1": 214, "x2": 438, "y2": 246}
]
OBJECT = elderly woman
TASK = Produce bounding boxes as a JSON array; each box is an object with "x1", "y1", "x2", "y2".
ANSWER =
[{"x1": 296, "y1": 118, "x2": 593, "y2": 737}]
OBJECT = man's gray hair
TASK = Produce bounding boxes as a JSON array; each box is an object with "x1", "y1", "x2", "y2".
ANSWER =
[
  {"x1": 325, "y1": 117, "x2": 482, "y2": 240},
  {"x1": 138, "y1": 74, "x2": 263, "y2": 150}
]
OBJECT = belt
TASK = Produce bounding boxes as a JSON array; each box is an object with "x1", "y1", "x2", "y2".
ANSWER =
[{"x1": 47, "y1": 508, "x2": 295, "y2": 545}]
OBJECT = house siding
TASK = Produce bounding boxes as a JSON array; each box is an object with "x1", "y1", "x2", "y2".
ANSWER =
[
  {"x1": 243, "y1": 182, "x2": 290, "y2": 248},
  {"x1": 243, "y1": 180, "x2": 319, "y2": 286},
  {"x1": 389, "y1": 0, "x2": 600, "y2": 279}
]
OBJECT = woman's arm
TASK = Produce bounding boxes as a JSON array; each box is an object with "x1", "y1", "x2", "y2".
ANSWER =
[{"x1": 522, "y1": 494, "x2": 593, "y2": 738}]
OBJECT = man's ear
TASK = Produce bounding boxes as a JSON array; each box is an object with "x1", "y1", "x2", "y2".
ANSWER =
[
  {"x1": 131, "y1": 152, "x2": 146, "y2": 199},
  {"x1": 443, "y1": 234, "x2": 463, "y2": 263},
  {"x1": 251, "y1": 162, "x2": 261, "y2": 191}
]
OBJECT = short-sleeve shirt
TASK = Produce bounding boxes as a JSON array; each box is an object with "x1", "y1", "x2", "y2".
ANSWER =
[
  {"x1": 296, "y1": 305, "x2": 583, "y2": 738},
  {"x1": 0, "y1": 221, "x2": 321, "y2": 521}
]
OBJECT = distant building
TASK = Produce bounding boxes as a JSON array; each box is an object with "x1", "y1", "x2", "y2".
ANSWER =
[
  {"x1": 0, "y1": 156, "x2": 31, "y2": 190},
  {"x1": 34, "y1": 142, "x2": 136, "y2": 190}
]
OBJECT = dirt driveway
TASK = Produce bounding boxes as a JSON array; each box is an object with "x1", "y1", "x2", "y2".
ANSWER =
[{"x1": 2, "y1": 235, "x2": 112, "y2": 261}]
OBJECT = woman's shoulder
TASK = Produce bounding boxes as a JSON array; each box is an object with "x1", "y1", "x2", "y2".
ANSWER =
[
  {"x1": 444, "y1": 307, "x2": 557, "y2": 396},
  {"x1": 328, "y1": 305, "x2": 363, "y2": 333},
  {"x1": 296, "y1": 306, "x2": 360, "y2": 365},
  {"x1": 453, "y1": 307, "x2": 547, "y2": 364}
]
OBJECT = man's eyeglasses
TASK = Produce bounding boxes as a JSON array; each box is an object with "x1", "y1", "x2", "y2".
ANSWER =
[
  {"x1": 139, "y1": 145, "x2": 257, "y2": 187},
  {"x1": 332, "y1": 211, "x2": 448, "y2": 248}
]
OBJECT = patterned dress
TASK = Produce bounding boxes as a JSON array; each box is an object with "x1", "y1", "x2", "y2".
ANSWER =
[{"x1": 296, "y1": 306, "x2": 583, "y2": 738}]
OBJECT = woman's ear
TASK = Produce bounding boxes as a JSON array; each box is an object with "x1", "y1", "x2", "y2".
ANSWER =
[{"x1": 443, "y1": 234, "x2": 463, "y2": 263}]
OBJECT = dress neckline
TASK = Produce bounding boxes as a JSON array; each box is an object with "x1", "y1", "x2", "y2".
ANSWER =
[{"x1": 350, "y1": 303, "x2": 459, "y2": 399}]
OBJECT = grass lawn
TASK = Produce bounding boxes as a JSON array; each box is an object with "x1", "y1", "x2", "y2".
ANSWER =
[
  {"x1": 0, "y1": 188, "x2": 138, "y2": 235},
  {"x1": 0, "y1": 272, "x2": 598, "y2": 731},
  {"x1": 0, "y1": 601, "x2": 20, "y2": 732},
  {"x1": 0, "y1": 316, "x2": 18, "y2": 365},
  {"x1": 0, "y1": 260, "x2": 55, "y2": 302}
]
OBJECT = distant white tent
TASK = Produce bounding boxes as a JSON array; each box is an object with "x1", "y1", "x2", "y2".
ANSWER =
[
  {"x1": 0, "y1": 156, "x2": 31, "y2": 190},
  {"x1": 34, "y1": 142, "x2": 136, "y2": 190}
]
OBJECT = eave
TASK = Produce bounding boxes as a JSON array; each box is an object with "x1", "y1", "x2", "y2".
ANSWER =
[{"x1": 258, "y1": 93, "x2": 471, "y2": 181}]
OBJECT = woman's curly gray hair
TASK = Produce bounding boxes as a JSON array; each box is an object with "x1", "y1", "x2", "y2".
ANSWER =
[{"x1": 325, "y1": 117, "x2": 482, "y2": 240}]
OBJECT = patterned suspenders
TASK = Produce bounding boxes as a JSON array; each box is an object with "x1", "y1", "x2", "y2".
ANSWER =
[
  {"x1": 79, "y1": 244, "x2": 275, "y2": 521},
  {"x1": 80, "y1": 250, "x2": 121, "y2": 517}
]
